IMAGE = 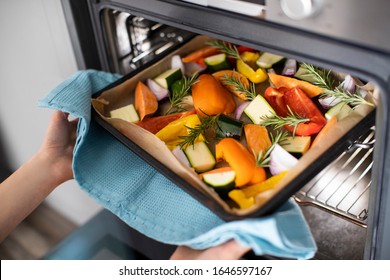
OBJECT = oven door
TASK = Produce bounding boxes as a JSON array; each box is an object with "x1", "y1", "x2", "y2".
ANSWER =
[{"x1": 61, "y1": 0, "x2": 390, "y2": 259}]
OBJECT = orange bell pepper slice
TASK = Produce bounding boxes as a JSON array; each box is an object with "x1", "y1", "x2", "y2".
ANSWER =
[{"x1": 215, "y1": 138, "x2": 256, "y2": 187}]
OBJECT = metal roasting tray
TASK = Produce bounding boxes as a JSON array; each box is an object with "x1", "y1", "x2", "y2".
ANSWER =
[{"x1": 91, "y1": 35, "x2": 377, "y2": 221}]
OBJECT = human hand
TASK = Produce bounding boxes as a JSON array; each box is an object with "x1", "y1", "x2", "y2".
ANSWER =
[
  {"x1": 37, "y1": 110, "x2": 78, "y2": 185},
  {"x1": 169, "y1": 240, "x2": 251, "y2": 260}
]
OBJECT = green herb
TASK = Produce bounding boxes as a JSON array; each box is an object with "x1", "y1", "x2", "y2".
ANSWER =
[
  {"x1": 259, "y1": 107, "x2": 310, "y2": 136},
  {"x1": 222, "y1": 70, "x2": 257, "y2": 100},
  {"x1": 178, "y1": 113, "x2": 220, "y2": 149},
  {"x1": 323, "y1": 87, "x2": 374, "y2": 107},
  {"x1": 206, "y1": 40, "x2": 241, "y2": 60},
  {"x1": 165, "y1": 73, "x2": 199, "y2": 115},
  {"x1": 300, "y1": 63, "x2": 334, "y2": 90},
  {"x1": 300, "y1": 63, "x2": 374, "y2": 107},
  {"x1": 256, "y1": 130, "x2": 289, "y2": 167}
]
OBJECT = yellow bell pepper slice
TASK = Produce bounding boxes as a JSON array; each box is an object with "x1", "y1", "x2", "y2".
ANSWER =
[
  {"x1": 155, "y1": 114, "x2": 205, "y2": 150},
  {"x1": 228, "y1": 189, "x2": 255, "y2": 209},
  {"x1": 241, "y1": 171, "x2": 288, "y2": 197},
  {"x1": 228, "y1": 171, "x2": 287, "y2": 210},
  {"x1": 240, "y1": 51, "x2": 260, "y2": 63},
  {"x1": 236, "y1": 59, "x2": 268, "y2": 84}
]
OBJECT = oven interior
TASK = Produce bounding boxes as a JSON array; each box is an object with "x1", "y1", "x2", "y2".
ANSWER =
[{"x1": 62, "y1": 0, "x2": 390, "y2": 259}]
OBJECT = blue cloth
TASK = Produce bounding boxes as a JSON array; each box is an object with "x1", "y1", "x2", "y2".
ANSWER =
[{"x1": 38, "y1": 70, "x2": 317, "y2": 259}]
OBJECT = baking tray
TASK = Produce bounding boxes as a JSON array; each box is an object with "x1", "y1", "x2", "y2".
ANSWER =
[{"x1": 91, "y1": 36, "x2": 376, "y2": 221}]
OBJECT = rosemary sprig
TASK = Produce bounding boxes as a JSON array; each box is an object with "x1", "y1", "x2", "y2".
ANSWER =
[
  {"x1": 206, "y1": 40, "x2": 241, "y2": 60},
  {"x1": 256, "y1": 130, "x2": 289, "y2": 167},
  {"x1": 300, "y1": 63, "x2": 374, "y2": 107},
  {"x1": 300, "y1": 63, "x2": 334, "y2": 90},
  {"x1": 222, "y1": 70, "x2": 257, "y2": 100},
  {"x1": 323, "y1": 87, "x2": 374, "y2": 107},
  {"x1": 165, "y1": 73, "x2": 199, "y2": 115},
  {"x1": 178, "y1": 113, "x2": 220, "y2": 149},
  {"x1": 259, "y1": 107, "x2": 310, "y2": 136}
]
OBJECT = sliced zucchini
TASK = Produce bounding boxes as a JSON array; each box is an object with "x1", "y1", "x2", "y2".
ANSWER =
[
  {"x1": 204, "y1": 53, "x2": 230, "y2": 72},
  {"x1": 109, "y1": 104, "x2": 140, "y2": 123},
  {"x1": 294, "y1": 65, "x2": 317, "y2": 83},
  {"x1": 203, "y1": 169, "x2": 236, "y2": 197},
  {"x1": 154, "y1": 67, "x2": 183, "y2": 89},
  {"x1": 256, "y1": 52, "x2": 284, "y2": 69},
  {"x1": 325, "y1": 102, "x2": 353, "y2": 121},
  {"x1": 184, "y1": 141, "x2": 216, "y2": 173},
  {"x1": 215, "y1": 114, "x2": 244, "y2": 140},
  {"x1": 244, "y1": 95, "x2": 276, "y2": 124},
  {"x1": 281, "y1": 136, "x2": 311, "y2": 155}
]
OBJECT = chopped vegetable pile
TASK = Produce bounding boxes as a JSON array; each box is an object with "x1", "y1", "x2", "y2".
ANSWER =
[{"x1": 107, "y1": 38, "x2": 374, "y2": 211}]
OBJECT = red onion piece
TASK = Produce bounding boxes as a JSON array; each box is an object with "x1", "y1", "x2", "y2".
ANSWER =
[
  {"x1": 171, "y1": 55, "x2": 185, "y2": 75},
  {"x1": 184, "y1": 62, "x2": 207, "y2": 77},
  {"x1": 235, "y1": 101, "x2": 250, "y2": 120},
  {"x1": 339, "y1": 74, "x2": 356, "y2": 93},
  {"x1": 318, "y1": 96, "x2": 341, "y2": 109},
  {"x1": 172, "y1": 146, "x2": 191, "y2": 167},
  {"x1": 282, "y1": 59, "x2": 297, "y2": 76},
  {"x1": 269, "y1": 144, "x2": 298, "y2": 176},
  {"x1": 267, "y1": 68, "x2": 276, "y2": 74},
  {"x1": 147, "y1": 78, "x2": 169, "y2": 101}
]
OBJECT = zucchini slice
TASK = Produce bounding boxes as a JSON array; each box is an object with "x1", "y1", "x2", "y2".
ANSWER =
[
  {"x1": 154, "y1": 67, "x2": 183, "y2": 89},
  {"x1": 184, "y1": 141, "x2": 216, "y2": 173},
  {"x1": 204, "y1": 53, "x2": 231, "y2": 72},
  {"x1": 109, "y1": 104, "x2": 140, "y2": 123},
  {"x1": 215, "y1": 114, "x2": 244, "y2": 140},
  {"x1": 256, "y1": 52, "x2": 284, "y2": 69},
  {"x1": 244, "y1": 95, "x2": 275, "y2": 124},
  {"x1": 325, "y1": 102, "x2": 353, "y2": 121},
  {"x1": 281, "y1": 136, "x2": 311, "y2": 155},
  {"x1": 203, "y1": 169, "x2": 236, "y2": 197}
]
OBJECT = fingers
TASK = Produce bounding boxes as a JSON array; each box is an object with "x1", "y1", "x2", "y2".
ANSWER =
[{"x1": 170, "y1": 240, "x2": 251, "y2": 260}]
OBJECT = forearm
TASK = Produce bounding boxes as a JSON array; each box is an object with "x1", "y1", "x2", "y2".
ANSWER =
[{"x1": 0, "y1": 152, "x2": 66, "y2": 242}]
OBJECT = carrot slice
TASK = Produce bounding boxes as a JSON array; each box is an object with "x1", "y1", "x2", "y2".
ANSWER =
[
  {"x1": 311, "y1": 116, "x2": 338, "y2": 148},
  {"x1": 212, "y1": 70, "x2": 250, "y2": 100},
  {"x1": 268, "y1": 73, "x2": 323, "y2": 98},
  {"x1": 135, "y1": 81, "x2": 158, "y2": 120},
  {"x1": 244, "y1": 124, "x2": 272, "y2": 157},
  {"x1": 182, "y1": 46, "x2": 220, "y2": 63}
]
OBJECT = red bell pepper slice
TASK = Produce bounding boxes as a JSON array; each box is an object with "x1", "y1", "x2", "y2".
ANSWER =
[
  {"x1": 237, "y1": 45, "x2": 256, "y2": 54},
  {"x1": 136, "y1": 110, "x2": 196, "y2": 134},
  {"x1": 264, "y1": 86, "x2": 326, "y2": 136}
]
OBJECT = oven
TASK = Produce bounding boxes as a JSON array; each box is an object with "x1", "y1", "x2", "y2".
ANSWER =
[{"x1": 61, "y1": 0, "x2": 390, "y2": 259}]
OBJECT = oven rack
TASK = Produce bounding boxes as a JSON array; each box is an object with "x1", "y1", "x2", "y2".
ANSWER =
[{"x1": 294, "y1": 127, "x2": 375, "y2": 227}]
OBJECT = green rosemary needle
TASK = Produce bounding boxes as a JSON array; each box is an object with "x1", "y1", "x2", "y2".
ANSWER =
[
  {"x1": 206, "y1": 40, "x2": 241, "y2": 60},
  {"x1": 322, "y1": 87, "x2": 374, "y2": 107},
  {"x1": 259, "y1": 107, "x2": 309, "y2": 136},
  {"x1": 178, "y1": 113, "x2": 220, "y2": 149},
  {"x1": 221, "y1": 70, "x2": 257, "y2": 100},
  {"x1": 165, "y1": 73, "x2": 199, "y2": 115},
  {"x1": 300, "y1": 63, "x2": 374, "y2": 107},
  {"x1": 256, "y1": 130, "x2": 289, "y2": 167},
  {"x1": 300, "y1": 63, "x2": 334, "y2": 90}
]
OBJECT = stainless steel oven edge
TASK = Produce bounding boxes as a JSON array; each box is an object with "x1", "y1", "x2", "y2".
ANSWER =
[{"x1": 62, "y1": 0, "x2": 390, "y2": 259}]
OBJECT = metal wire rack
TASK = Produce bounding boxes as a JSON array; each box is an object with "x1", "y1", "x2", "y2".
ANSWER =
[{"x1": 294, "y1": 127, "x2": 375, "y2": 227}]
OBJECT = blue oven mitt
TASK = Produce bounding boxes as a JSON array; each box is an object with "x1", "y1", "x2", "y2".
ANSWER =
[{"x1": 38, "y1": 70, "x2": 317, "y2": 259}]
